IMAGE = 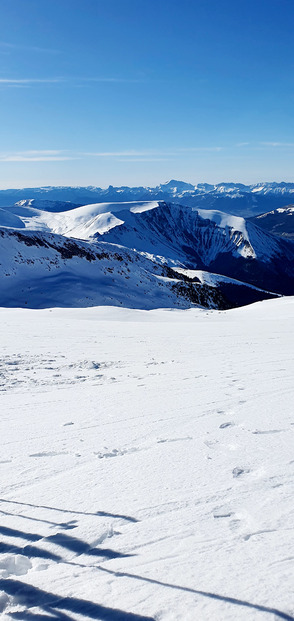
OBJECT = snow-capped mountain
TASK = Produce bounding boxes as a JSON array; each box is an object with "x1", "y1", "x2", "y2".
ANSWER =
[
  {"x1": 250, "y1": 205, "x2": 294, "y2": 239},
  {"x1": 0, "y1": 198, "x2": 293, "y2": 308},
  {"x1": 0, "y1": 196, "x2": 284, "y2": 308},
  {"x1": 5, "y1": 198, "x2": 292, "y2": 295},
  {"x1": 2, "y1": 180, "x2": 294, "y2": 217},
  {"x1": 87, "y1": 201, "x2": 294, "y2": 295},
  {"x1": 0, "y1": 227, "x2": 238, "y2": 310}
]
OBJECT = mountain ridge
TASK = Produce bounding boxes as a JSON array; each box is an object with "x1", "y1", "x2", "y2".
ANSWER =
[
  {"x1": 0, "y1": 198, "x2": 293, "y2": 309},
  {"x1": 2, "y1": 180, "x2": 294, "y2": 217},
  {"x1": 2, "y1": 225, "x2": 265, "y2": 310},
  {"x1": 250, "y1": 205, "x2": 294, "y2": 239}
]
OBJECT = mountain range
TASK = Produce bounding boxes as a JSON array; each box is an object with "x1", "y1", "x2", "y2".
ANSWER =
[
  {"x1": 1, "y1": 193, "x2": 294, "y2": 310},
  {"x1": 1, "y1": 180, "x2": 294, "y2": 217}
]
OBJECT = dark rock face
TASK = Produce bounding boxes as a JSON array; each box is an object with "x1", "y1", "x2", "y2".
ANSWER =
[
  {"x1": 95, "y1": 202, "x2": 294, "y2": 296},
  {"x1": 250, "y1": 206, "x2": 294, "y2": 240},
  {"x1": 0, "y1": 226, "x2": 278, "y2": 310}
]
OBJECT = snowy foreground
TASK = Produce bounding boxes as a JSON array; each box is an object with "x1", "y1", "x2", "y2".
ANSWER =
[{"x1": 0, "y1": 298, "x2": 293, "y2": 621}]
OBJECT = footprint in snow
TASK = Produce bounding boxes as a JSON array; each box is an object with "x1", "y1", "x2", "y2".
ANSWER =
[
  {"x1": 213, "y1": 506, "x2": 234, "y2": 519},
  {"x1": 94, "y1": 446, "x2": 139, "y2": 459},
  {"x1": 232, "y1": 467, "x2": 250, "y2": 478},
  {"x1": 157, "y1": 437, "x2": 192, "y2": 444},
  {"x1": 29, "y1": 451, "x2": 69, "y2": 458},
  {"x1": 252, "y1": 429, "x2": 285, "y2": 435}
]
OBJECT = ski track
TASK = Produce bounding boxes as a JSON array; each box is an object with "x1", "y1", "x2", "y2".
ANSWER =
[{"x1": 0, "y1": 300, "x2": 293, "y2": 620}]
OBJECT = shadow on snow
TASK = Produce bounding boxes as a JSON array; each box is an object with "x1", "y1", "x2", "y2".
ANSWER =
[
  {"x1": 0, "y1": 525, "x2": 132, "y2": 562},
  {"x1": 0, "y1": 504, "x2": 292, "y2": 620},
  {"x1": 99, "y1": 568, "x2": 294, "y2": 621},
  {"x1": 0, "y1": 499, "x2": 138, "y2": 523},
  {"x1": 0, "y1": 578, "x2": 155, "y2": 621}
]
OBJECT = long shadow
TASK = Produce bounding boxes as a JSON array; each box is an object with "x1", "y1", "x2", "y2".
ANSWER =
[
  {"x1": 11, "y1": 610, "x2": 75, "y2": 620},
  {"x1": 96, "y1": 511, "x2": 138, "y2": 523},
  {"x1": 99, "y1": 568, "x2": 294, "y2": 621},
  {"x1": 2, "y1": 547, "x2": 291, "y2": 620},
  {"x1": 0, "y1": 542, "x2": 62, "y2": 562},
  {"x1": 0, "y1": 508, "x2": 78, "y2": 530},
  {"x1": 0, "y1": 525, "x2": 42, "y2": 542},
  {"x1": 46, "y1": 532, "x2": 132, "y2": 560},
  {"x1": 0, "y1": 499, "x2": 138, "y2": 523},
  {"x1": 0, "y1": 578, "x2": 155, "y2": 621},
  {"x1": 0, "y1": 524, "x2": 132, "y2": 562}
]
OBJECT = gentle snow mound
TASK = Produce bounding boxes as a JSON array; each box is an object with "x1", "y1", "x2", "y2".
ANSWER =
[{"x1": 0, "y1": 208, "x2": 25, "y2": 229}]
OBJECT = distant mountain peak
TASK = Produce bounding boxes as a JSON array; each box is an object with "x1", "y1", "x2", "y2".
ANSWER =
[{"x1": 1, "y1": 180, "x2": 294, "y2": 218}]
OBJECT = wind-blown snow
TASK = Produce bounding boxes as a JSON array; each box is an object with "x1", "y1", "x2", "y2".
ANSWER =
[
  {"x1": 8, "y1": 201, "x2": 160, "y2": 239},
  {"x1": 0, "y1": 297, "x2": 293, "y2": 620},
  {"x1": 195, "y1": 208, "x2": 250, "y2": 242}
]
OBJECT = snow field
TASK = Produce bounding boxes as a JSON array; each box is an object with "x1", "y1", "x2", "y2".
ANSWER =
[{"x1": 0, "y1": 298, "x2": 293, "y2": 620}]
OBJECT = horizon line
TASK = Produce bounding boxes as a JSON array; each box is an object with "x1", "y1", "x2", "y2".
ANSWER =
[{"x1": 0, "y1": 179, "x2": 293, "y2": 192}]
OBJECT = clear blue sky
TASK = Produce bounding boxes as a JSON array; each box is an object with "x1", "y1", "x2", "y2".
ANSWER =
[{"x1": 0, "y1": 0, "x2": 293, "y2": 188}]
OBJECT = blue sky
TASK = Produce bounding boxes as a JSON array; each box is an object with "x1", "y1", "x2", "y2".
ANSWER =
[{"x1": 0, "y1": 0, "x2": 293, "y2": 188}]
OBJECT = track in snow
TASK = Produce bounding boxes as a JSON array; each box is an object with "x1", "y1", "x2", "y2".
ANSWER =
[{"x1": 0, "y1": 300, "x2": 293, "y2": 620}]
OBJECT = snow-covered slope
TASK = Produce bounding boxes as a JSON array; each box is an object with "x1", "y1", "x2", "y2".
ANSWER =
[
  {"x1": 6, "y1": 200, "x2": 160, "y2": 239},
  {"x1": 4, "y1": 198, "x2": 285, "y2": 264},
  {"x1": 251, "y1": 205, "x2": 294, "y2": 239},
  {"x1": 13, "y1": 198, "x2": 83, "y2": 212},
  {"x1": 92, "y1": 202, "x2": 294, "y2": 294},
  {"x1": 0, "y1": 297, "x2": 293, "y2": 620},
  {"x1": 0, "y1": 208, "x2": 25, "y2": 229},
  {"x1": 1, "y1": 199, "x2": 294, "y2": 298},
  {"x1": 0, "y1": 227, "x2": 232, "y2": 310},
  {"x1": 96, "y1": 203, "x2": 257, "y2": 263}
]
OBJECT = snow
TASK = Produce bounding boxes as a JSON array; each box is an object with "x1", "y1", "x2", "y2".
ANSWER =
[
  {"x1": 251, "y1": 186, "x2": 265, "y2": 193},
  {"x1": 0, "y1": 230, "x2": 202, "y2": 310},
  {"x1": 0, "y1": 297, "x2": 293, "y2": 620},
  {"x1": 193, "y1": 208, "x2": 250, "y2": 242},
  {"x1": 0, "y1": 209, "x2": 24, "y2": 229},
  {"x1": 6, "y1": 201, "x2": 251, "y2": 245},
  {"x1": 277, "y1": 207, "x2": 294, "y2": 214},
  {"x1": 8, "y1": 201, "x2": 161, "y2": 240},
  {"x1": 3, "y1": 200, "x2": 288, "y2": 268},
  {"x1": 173, "y1": 268, "x2": 274, "y2": 292}
]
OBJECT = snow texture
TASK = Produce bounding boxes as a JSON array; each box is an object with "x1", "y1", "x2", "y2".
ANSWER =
[{"x1": 0, "y1": 297, "x2": 293, "y2": 620}]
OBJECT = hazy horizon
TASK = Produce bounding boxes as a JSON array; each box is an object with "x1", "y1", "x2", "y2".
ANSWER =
[{"x1": 1, "y1": 177, "x2": 294, "y2": 191}]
